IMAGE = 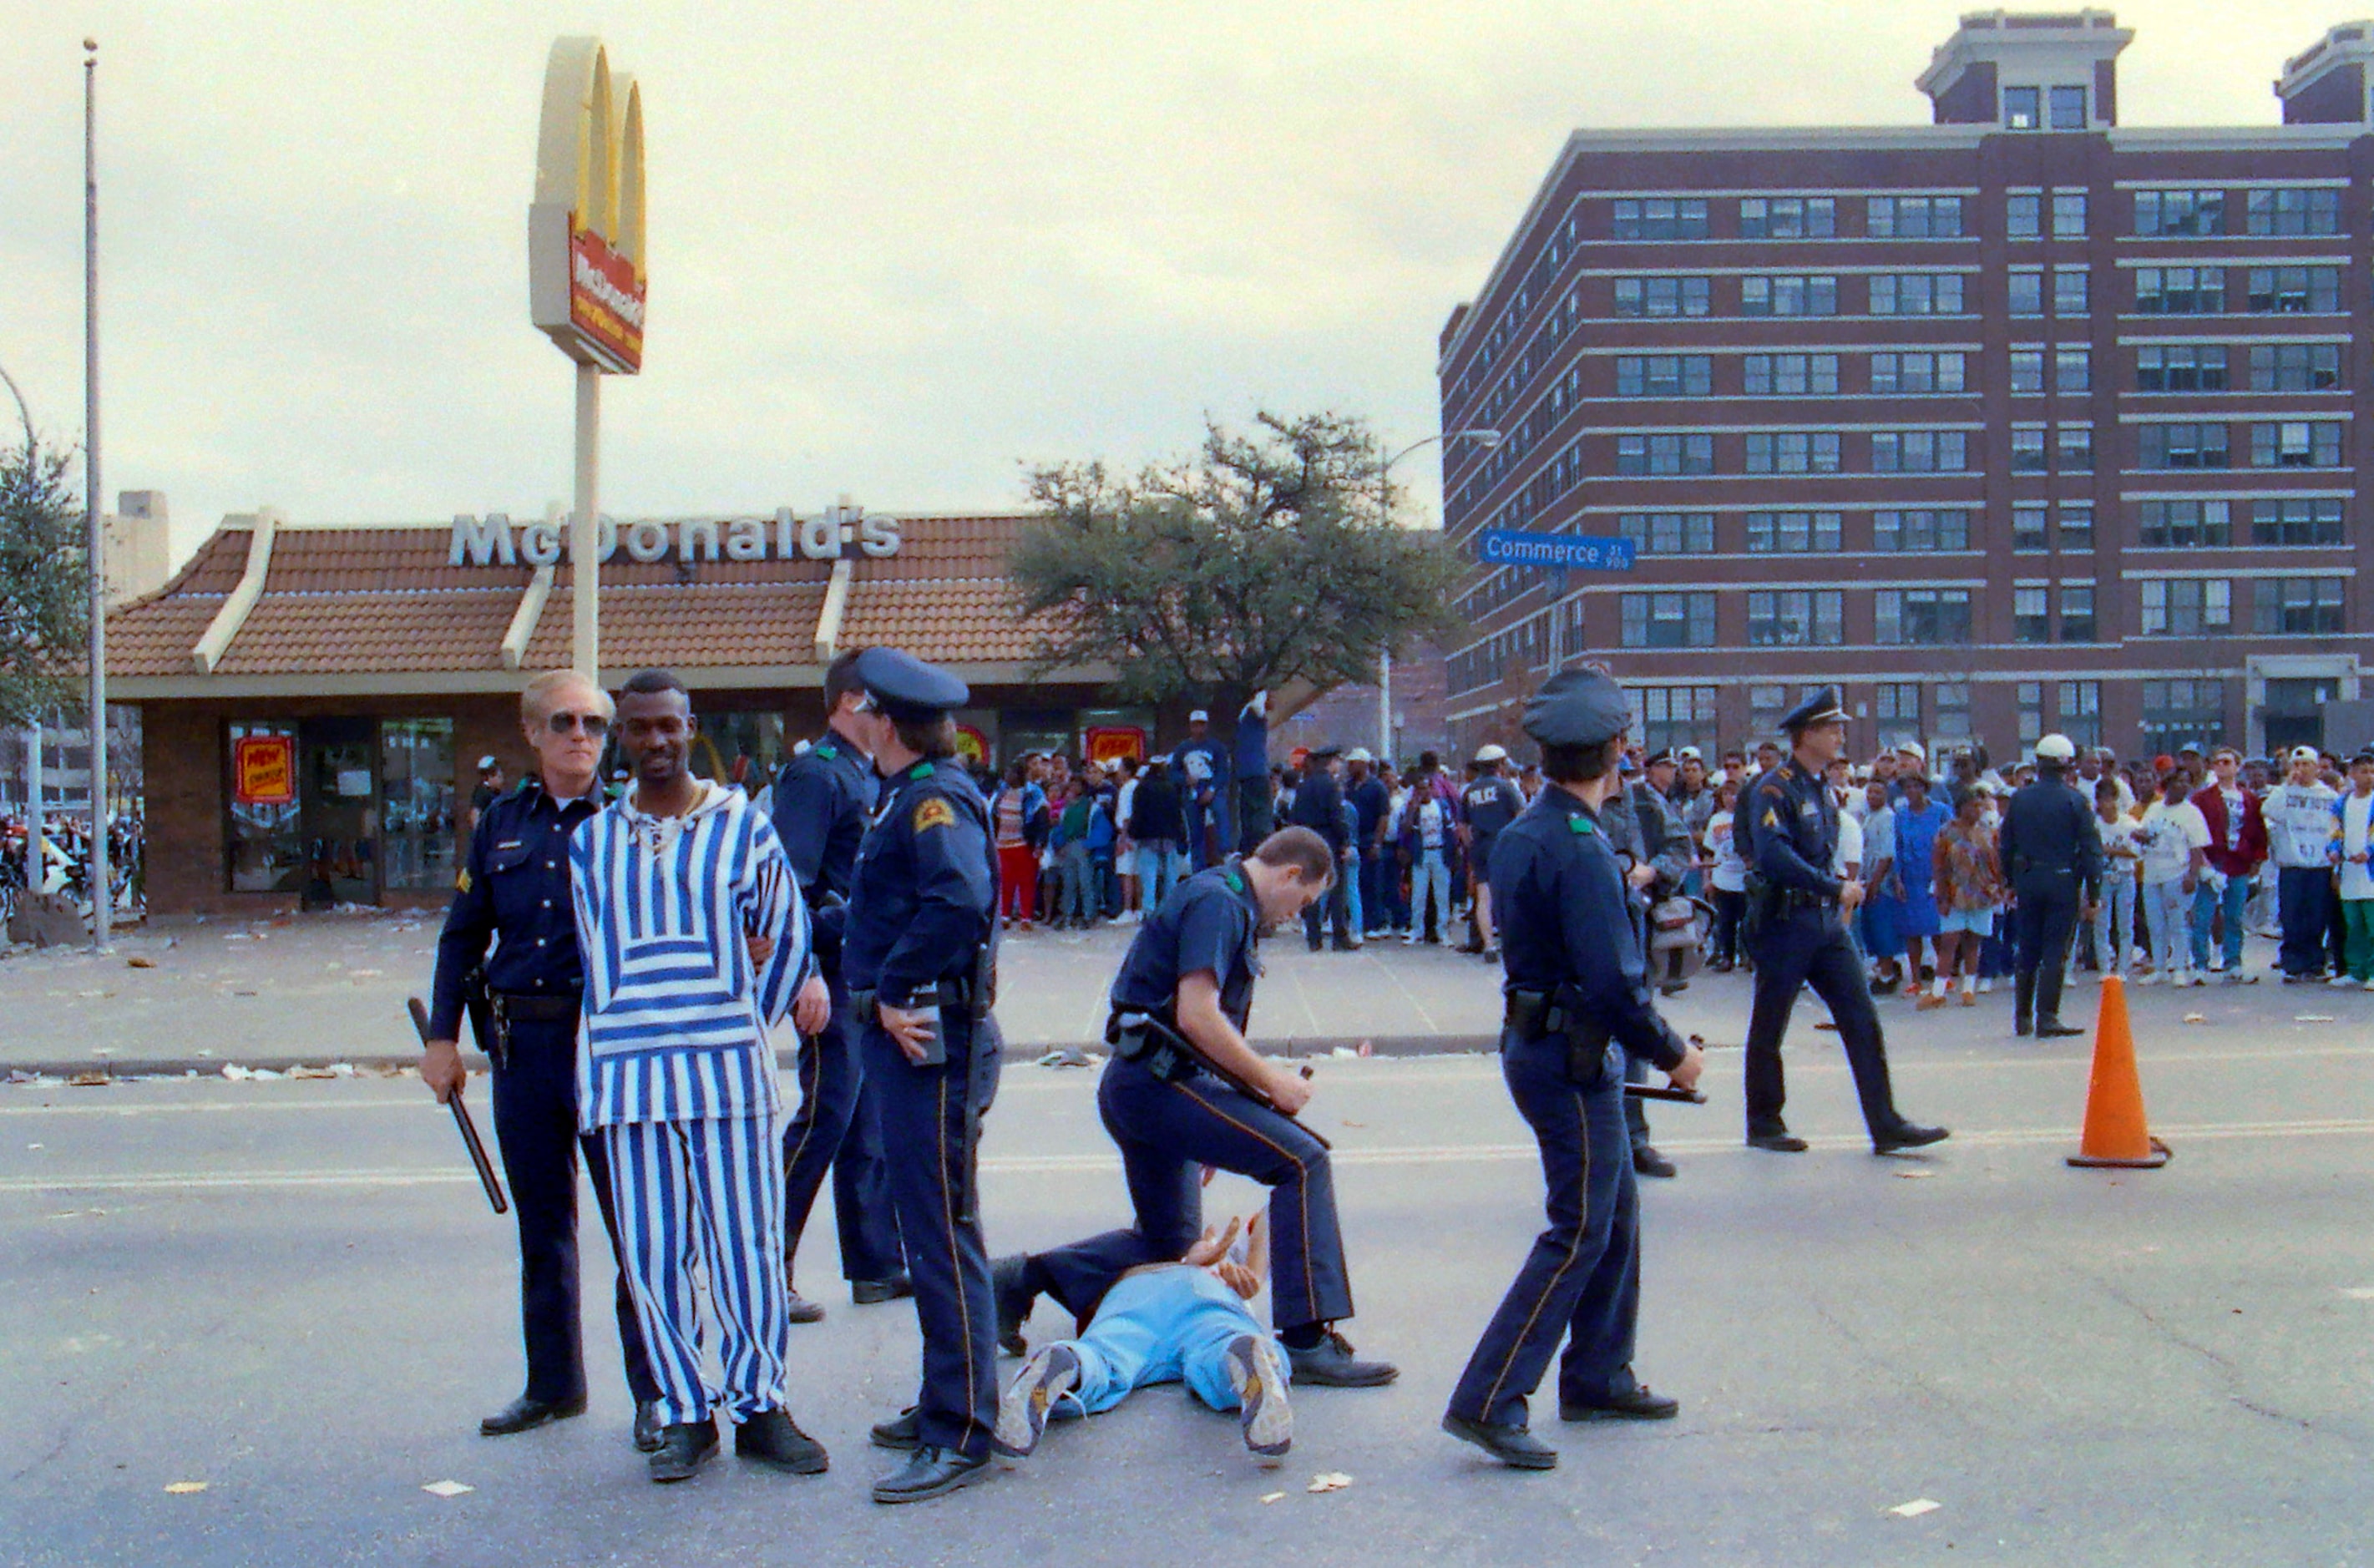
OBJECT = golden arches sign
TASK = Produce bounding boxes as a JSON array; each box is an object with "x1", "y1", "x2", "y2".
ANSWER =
[{"x1": 529, "y1": 37, "x2": 648, "y2": 373}]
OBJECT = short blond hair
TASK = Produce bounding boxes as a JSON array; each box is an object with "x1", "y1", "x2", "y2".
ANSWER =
[{"x1": 520, "y1": 669, "x2": 613, "y2": 726}]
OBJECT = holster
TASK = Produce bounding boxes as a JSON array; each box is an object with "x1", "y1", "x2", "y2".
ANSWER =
[
  {"x1": 461, "y1": 969, "x2": 500, "y2": 1070},
  {"x1": 1106, "y1": 1010, "x2": 1199, "y2": 1084},
  {"x1": 1503, "y1": 987, "x2": 1613, "y2": 1086}
]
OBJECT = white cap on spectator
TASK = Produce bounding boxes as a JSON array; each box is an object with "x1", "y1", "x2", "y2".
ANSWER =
[
  {"x1": 477, "y1": 754, "x2": 499, "y2": 771},
  {"x1": 1678, "y1": 746, "x2": 1703, "y2": 761},
  {"x1": 1896, "y1": 741, "x2": 1926, "y2": 761},
  {"x1": 1188, "y1": 710, "x2": 1209, "y2": 722},
  {"x1": 2290, "y1": 745, "x2": 2322, "y2": 764},
  {"x1": 1345, "y1": 746, "x2": 1374, "y2": 763},
  {"x1": 1476, "y1": 743, "x2": 1509, "y2": 764}
]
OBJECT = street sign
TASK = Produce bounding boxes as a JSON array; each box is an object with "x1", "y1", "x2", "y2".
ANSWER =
[{"x1": 1476, "y1": 529, "x2": 1637, "y2": 571}]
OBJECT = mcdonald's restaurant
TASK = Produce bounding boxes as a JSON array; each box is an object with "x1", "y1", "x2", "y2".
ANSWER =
[{"x1": 108, "y1": 506, "x2": 1166, "y2": 916}]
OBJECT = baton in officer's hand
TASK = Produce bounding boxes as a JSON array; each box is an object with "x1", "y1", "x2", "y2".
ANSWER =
[
  {"x1": 1625, "y1": 1083, "x2": 1707, "y2": 1104},
  {"x1": 407, "y1": 996, "x2": 509, "y2": 1215}
]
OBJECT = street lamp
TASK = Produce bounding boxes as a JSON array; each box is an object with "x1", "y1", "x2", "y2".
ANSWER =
[
  {"x1": 1375, "y1": 427, "x2": 1501, "y2": 761},
  {"x1": 0, "y1": 359, "x2": 32, "y2": 454}
]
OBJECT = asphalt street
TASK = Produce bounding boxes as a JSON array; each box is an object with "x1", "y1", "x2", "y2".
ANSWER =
[{"x1": 8, "y1": 975, "x2": 2374, "y2": 1566}]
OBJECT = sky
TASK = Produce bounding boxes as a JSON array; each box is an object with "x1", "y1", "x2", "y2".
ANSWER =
[{"x1": 0, "y1": 0, "x2": 2359, "y2": 569}]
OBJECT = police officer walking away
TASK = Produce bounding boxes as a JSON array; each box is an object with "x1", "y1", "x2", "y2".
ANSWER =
[
  {"x1": 1289, "y1": 746, "x2": 1355, "y2": 950},
  {"x1": 838, "y1": 648, "x2": 1008, "y2": 1505},
  {"x1": 423, "y1": 669, "x2": 663, "y2": 1451},
  {"x1": 770, "y1": 650, "x2": 906, "y2": 1322},
  {"x1": 1739, "y1": 688, "x2": 1948, "y2": 1155},
  {"x1": 1441, "y1": 670, "x2": 1705, "y2": 1470},
  {"x1": 1999, "y1": 733, "x2": 2103, "y2": 1039}
]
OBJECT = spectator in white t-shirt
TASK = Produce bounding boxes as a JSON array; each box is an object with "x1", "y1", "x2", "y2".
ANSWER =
[
  {"x1": 2091, "y1": 778, "x2": 2143, "y2": 977},
  {"x1": 2264, "y1": 745, "x2": 2341, "y2": 981},
  {"x1": 2136, "y1": 772, "x2": 2212, "y2": 985}
]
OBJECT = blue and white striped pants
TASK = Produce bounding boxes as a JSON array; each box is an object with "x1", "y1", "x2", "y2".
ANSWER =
[{"x1": 601, "y1": 1114, "x2": 790, "y2": 1427}]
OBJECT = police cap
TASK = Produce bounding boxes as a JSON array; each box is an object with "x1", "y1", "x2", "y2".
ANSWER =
[
  {"x1": 853, "y1": 646, "x2": 969, "y2": 723},
  {"x1": 1779, "y1": 685, "x2": 1850, "y2": 733},
  {"x1": 1521, "y1": 669, "x2": 1631, "y2": 750}
]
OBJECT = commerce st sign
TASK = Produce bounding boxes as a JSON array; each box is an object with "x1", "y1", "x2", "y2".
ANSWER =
[{"x1": 1475, "y1": 529, "x2": 1638, "y2": 572}]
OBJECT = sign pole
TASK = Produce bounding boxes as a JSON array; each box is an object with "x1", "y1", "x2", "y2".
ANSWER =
[
  {"x1": 571, "y1": 362, "x2": 600, "y2": 680},
  {"x1": 83, "y1": 38, "x2": 109, "y2": 950}
]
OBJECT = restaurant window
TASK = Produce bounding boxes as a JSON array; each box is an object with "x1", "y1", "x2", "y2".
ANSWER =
[
  {"x1": 225, "y1": 720, "x2": 302, "y2": 894},
  {"x1": 380, "y1": 719, "x2": 457, "y2": 893}
]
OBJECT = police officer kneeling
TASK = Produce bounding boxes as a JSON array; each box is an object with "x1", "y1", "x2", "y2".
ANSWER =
[{"x1": 1441, "y1": 670, "x2": 1705, "y2": 1470}]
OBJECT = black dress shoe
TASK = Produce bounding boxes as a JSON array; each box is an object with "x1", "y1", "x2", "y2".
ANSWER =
[
  {"x1": 647, "y1": 1418, "x2": 719, "y2": 1483},
  {"x1": 870, "y1": 1407, "x2": 921, "y2": 1451},
  {"x1": 1746, "y1": 1130, "x2": 1810, "y2": 1153},
  {"x1": 991, "y1": 1253, "x2": 1036, "y2": 1357},
  {"x1": 2014, "y1": 1018, "x2": 2033, "y2": 1038},
  {"x1": 1284, "y1": 1330, "x2": 1399, "y2": 1388},
  {"x1": 735, "y1": 1409, "x2": 829, "y2": 1474},
  {"x1": 479, "y1": 1393, "x2": 585, "y2": 1437},
  {"x1": 1872, "y1": 1121, "x2": 1951, "y2": 1155},
  {"x1": 1440, "y1": 1413, "x2": 1557, "y2": 1470},
  {"x1": 872, "y1": 1444, "x2": 991, "y2": 1505},
  {"x1": 785, "y1": 1288, "x2": 827, "y2": 1325},
  {"x1": 1561, "y1": 1384, "x2": 1679, "y2": 1422},
  {"x1": 1632, "y1": 1146, "x2": 1678, "y2": 1179},
  {"x1": 2036, "y1": 1021, "x2": 2085, "y2": 1039},
  {"x1": 852, "y1": 1274, "x2": 915, "y2": 1306},
  {"x1": 633, "y1": 1401, "x2": 664, "y2": 1454}
]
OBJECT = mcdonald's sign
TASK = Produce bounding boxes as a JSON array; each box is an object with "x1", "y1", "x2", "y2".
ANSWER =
[{"x1": 528, "y1": 38, "x2": 648, "y2": 374}]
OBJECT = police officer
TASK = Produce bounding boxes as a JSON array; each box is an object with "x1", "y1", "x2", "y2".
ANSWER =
[
  {"x1": 1461, "y1": 744, "x2": 1525, "y2": 960},
  {"x1": 1441, "y1": 670, "x2": 1705, "y2": 1471},
  {"x1": 423, "y1": 669, "x2": 662, "y2": 1451},
  {"x1": 2000, "y1": 733, "x2": 2103, "y2": 1039},
  {"x1": 994, "y1": 826, "x2": 1400, "y2": 1390},
  {"x1": 837, "y1": 647, "x2": 1007, "y2": 1505},
  {"x1": 1739, "y1": 687, "x2": 1948, "y2": 1155},
  {"x1": 771, "y1": 650, "x2": 906, "y2": 1322},
  {"x1": 1602, "y1": 750, "x2": 1695, "y2": 1178},
  {"x1": 1289, "y1": 746, "x2": 1354, "y2": 950}
]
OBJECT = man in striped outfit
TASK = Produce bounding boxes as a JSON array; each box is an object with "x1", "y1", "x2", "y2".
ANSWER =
[{"x1": 571, "y1": 668, "x2": 835, "y2": 1483}]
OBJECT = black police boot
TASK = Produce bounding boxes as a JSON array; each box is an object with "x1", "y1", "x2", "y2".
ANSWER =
[
  {"x1": 991, "y1": 1252, "x2": 1037, "y2": 1357},
  {"x1": 479, "y1": 1393, "x2": 586, "y2": 1438},
  {"x1": 869, "y1": 1407, "x2": 921, "y2": 1452},
  {"x1": 1284, "y1": 1329, "x2": 1399, "y2": 1388},
  {"x1": 872, "y1": 1444, "x2": 992, "y2": 1505},
  {"x1": 1745, "y1": 1124, "x2": 1810, "y2": 1154},
  {"x1": 647, "y1": 1417, "x2": 719, "y2": 1483},
  {"x1": 1561, "y1": 1384, "x2": 1680, "y2": 1422},
  {"x1": 2013, "y1": 971, "x2": 2036, "y2": 1036},
  {"x1": 852, "y1": 1273, "x2": 915, "y2": 1306},
  {"x1": 1632, "y1": 1145, "x2": 1678, "y2": 1179},
  {"x1": 2036, "y1": 1019, "x2": 2085, "y2": 1039},
  {"x1": 1441, "y1": 1413, "x2": 1557, "y2": 1470},
  {"x1": 734, "y1": 1409, "x2": 829, "y2": 1474},
  {"x1": 1872, "y1": 1120, "x2": 1951, "y2": 1155},
  {"x1": 633, "y1": 1401, "x2": 664, "y2": 1454}
]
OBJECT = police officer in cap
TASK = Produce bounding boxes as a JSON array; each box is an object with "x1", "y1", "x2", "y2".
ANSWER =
[
  {"x1": 1999, "y1": 733, "x2": 2102, "y2": 1039},
  {"x1": 1442, "y1": 669, "x2": 1705, "y2": 1470},
  {"x1": 770, "y1": 650, "x2": 906, "y2": 1323},
  {"x1": 1739, "y1": 687, "x2": 1947, "y2": 1154},
  {"x1": 837, "y1": 647, "x2": 1008, "y2": 1505},
  {"x1": 423, "y1": 669, "x2": 663, "y2": 1451}
]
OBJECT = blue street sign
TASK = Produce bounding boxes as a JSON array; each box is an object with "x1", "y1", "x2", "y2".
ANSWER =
[{"x1": 1476, "y1": 529, "x2": 1637, "y2": 572}]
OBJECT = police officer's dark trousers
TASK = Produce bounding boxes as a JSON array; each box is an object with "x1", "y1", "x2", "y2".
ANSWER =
[
  {"x1": 1032, "y1": 1055, "x2": 1353, "y2": 1333},
  {"x1": 781, "y1": 974, "x2": 904, "y2": 1283},
  {"x1": 863, "y1": 1009, "x2": 1002, "y2": 1459},
  {"x1": 1447, "y1": 1032, "x2": 1641, "y2": 1428},
  {"x1": 1237, "y1": 778, "x2": 1273, "y2": 854},
  {"x1": 488, "y1": 1016, "x2": 659, "y2": 1409},
  {"x1": 2012, "y1": 876, "x2": 2081, "y2": 1025},
  {"x1": 1744, "y1": 913, "x2": 1899, "y2": 1136}
]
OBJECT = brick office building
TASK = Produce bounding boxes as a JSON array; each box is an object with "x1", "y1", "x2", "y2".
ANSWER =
[{"x1": 1439, "y1": 9, "x2": 2374, "y2": 764}]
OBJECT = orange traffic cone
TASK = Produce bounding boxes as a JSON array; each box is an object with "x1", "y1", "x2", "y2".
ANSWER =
[{"x1": 2067, "y1": 974, "x2": 2171, "y2": 1169}]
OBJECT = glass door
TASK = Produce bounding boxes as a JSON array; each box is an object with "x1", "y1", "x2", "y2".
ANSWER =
[{"x1": 299, "y1": 717, "x2": 379, "y2": 908}]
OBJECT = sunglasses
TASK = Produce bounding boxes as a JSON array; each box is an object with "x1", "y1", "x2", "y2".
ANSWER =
[{"x1": 546, "y1": 711, "x2": 610, "y2": 738}]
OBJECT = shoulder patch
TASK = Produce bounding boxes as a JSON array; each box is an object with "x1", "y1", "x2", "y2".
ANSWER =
[
  {"x1": 813, "y1": 741, "x2": 837, "y2": 761},
  {"x1": 909, "y1": 761, "x2": 937, "y2": 781},
  {"x1": 914, "y1": 797, "x2": 956, "y2": 832},
  {"x1": 456, "y1": 868, "x2": 472, "y2": 893},
  {"x1": 1569, "y1": 815, "x2": 1592, "y2": 835},
  {"x1": 1762, "y1": 808, "x2": 1780, "y2": 829}
]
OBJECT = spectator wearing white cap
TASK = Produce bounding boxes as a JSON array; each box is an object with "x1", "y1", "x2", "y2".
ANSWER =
[
  {"x1": 1172, "y1": 711, "x2": 1231, "y2": 873},
  {"x1": 2265, "y1": 744, "x2": 2341, "y2": 980},
  {"x1": 468, "y1": 754, "x2": 507, "y2": 832}
]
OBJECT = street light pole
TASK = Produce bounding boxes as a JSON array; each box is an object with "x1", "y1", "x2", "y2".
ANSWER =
[
  {"x1": 1377, "y1": 427, "x2": 1501, "y2": 762},
  {"x1": 83, "y1": 38, "x2": 110, "y2": 949},
  {"x1": 0, "y1": 359, "x2": 33, "y2": 454}
]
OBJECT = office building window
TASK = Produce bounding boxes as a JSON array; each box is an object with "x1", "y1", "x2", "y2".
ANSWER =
[
  {"x1": 2059, "y1": 585, "x2": 2097, "y2": 642},
  {"x1": 2007, "y1": 193, "x2": 2041, "y2": 238},
  {"x1": 1744, "y1": 432, "x2": 1841, "y2": 474},
  {"x1": 1866, "y1": 195, "x2": 1964, "y2": 238},
  {"x1": 2059, "y1": 504, "x2": 2095, "y2": 552},
  {"x1": 1869, "y1": 351, "x2": 1967, "y2": 394},
  {"x1": 2053, "y1": 267, "x2": 2089, "y2": 316},
  {"x1": 2138, "y1": 423, "x2": 2230, "y2": 469},
  {"x1": 1614, "y1": 432, "x2": 1714, "y2": 475},
  {"x1": 2255, "y1": 577, "x2": 2346, "y2": 635},
  {"x1": 2057, "y1": 425, "x2": 2094, "y2": 472},
  {"x1": 2245, "y1": 188, "x2": 2342, "y2": 236},
  {"x1": 2008, "y1": 271, "x2": 2044, "y2": 315},
  {"x1": 1743, "y1": 352, "x2": 1840, "y2": 395},
  {"x1": 2014, "y1": 586, "x2": 2051, "y2": 643},
  {"x1": 1748, "y1": 589, "x2": 1845, "y2": 647},
  {"x1": 2136, "y1": 344, "x2": 2228, "y2": 392},
  {"x1": 2012, "y1": 506, "x2": 2048, "y2": 553},
  {"x1": 2249, "y1": 498, "x2": 2346, "y2": 546},
  {"x1": 1615, "y1": 355, "x2": 1714, "y2": 397},
  {"x1": 2246, "y1": 266, "x2": 2341, "y2": 314},
  {"x1": 1631, "y1": 685, "x2": 1720, "y2": 756},
  {"x1": 2134, "y1": 266, "x2": 2225, "y2": 314},
  {"x1": 2139, "y1": 579, "x2": 2231, "y2": 635},
  {"x1": 1934, "y1": 683, "x2": 1972, "y2": 742},
  {"x1": 2142, "y1": 680, "x2": 2225, "y2": 751},
  {"x1": 1741, "y1": 275, "x2": 1839, "y2": 316},
  {"x1": 2004, "y1": 86, "x2": 2042, "y2": 130},
  {"x1": 2247, "y1": 343, "x2": 2342, "y2": 392},
  {"x1": 1619, "y1": 592, "x2": 1718, "y2": 649},
  {"x1": 1870, "y1": 429, "x2": 1968, "y2": 473},
  {"x1": 1873, "y1": 508, "x2": 1970, "y2": 552},
  {"x1": 1869, "y1": 274, "x2": 1966, "y2": 315},
  {"x1": 1613, "y1": 276, "x2": 1712, "y2": 317},
  {"x1": 1616, "y1": 512, "x2": 1717, "y2": 554},
  {"x1": 2011, "y1": 427, "x2": 2048, "y2": 470},
  {"x1": 1748, "y1": 685, "x2": 1789, "y2": 736},
  {"x1": 2048, "y1": 87, "x2": 2088, "y2": 131},
  {"x1": 2053, "y1": 347, "x2": 2091, "y2": 393},
  {"x1": 2138, "y1": 498, "x2": 2232, "y2": 549},
  {"x1": 2058, "y1": 680, "x2": 2103, "y2": 748},
  {"x1": 2010, "y1": 350, "x2": 2044, "y2": 393},
  {"x1": 2249, "y1": 421, "x2": 2345, "y2": 468},
  {"x1": 1744, "y1": 510, "x2": 1843, "y2": 553},
  {"x1": 2017, "y1": 682, "x2": 2044, "y2": 745},
  {"x1": 1739, "y1": 196, "x2": 1836, "y2": 239},
  {"x1": 1874, "y1": 683, "x2": 1922, "y2": 751},
  {"x1": 2134, "y1": 189, "x2": 2225, "y2": 236},
  {"x1": 1874, "y1": 588, "x2": 1972, "y2": 645},
  {"x1": 2052, "y1": 190, "x2": 2088, "y2": 234},
  {"x1": 1612, "y1": 198, "x2": 1710, "y2": 241}
]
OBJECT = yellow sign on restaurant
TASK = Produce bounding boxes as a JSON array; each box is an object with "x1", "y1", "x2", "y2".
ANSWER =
[{"x1": 528, "y1": 38, "x2": 647, "y2": 373}]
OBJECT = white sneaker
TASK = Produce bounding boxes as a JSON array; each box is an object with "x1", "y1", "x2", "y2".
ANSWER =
[
  {"x1": 2134, "y1": 970, "x2": 2161, "y2": 986},
  {"x1": 2221, "y1": 969, "x2": 2255, "y2": 985},
  {"x1": 1977, "y1": 978, "x2": 1994, "y2": 994},
  {"x1": 2362, "y1": 977, "x2": 2374, "y2": 992},
  {"x1": 2184, "y1": 970, "x2": 2206, "y2": 987},
  {"x1": 2331, "y1": 974, "x2": 2357, "y2": 988}
]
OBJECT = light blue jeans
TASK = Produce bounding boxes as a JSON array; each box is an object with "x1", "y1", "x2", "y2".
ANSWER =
[
  {"x1": 1135, "y1": 841, "x2": 1186, "y2": 912},
  {"x1": 2190, "y1": 873, "x2": 2251, "y2": 972},
  {"x1": 2144, "y1": 879, "x2": 2189, "y2": 974},
  {"x1": 1344, "y1": 849, "x2": 1364, "y2": 935},
  {"x1": 1060, "y1": 1267, "x2": 1285, "y2": 1416},
  {"x1": 1408, "y1": 847, "x2": 1450, "y2": 937},
  {"x1": 2093, "y1": 875, "x2": 2136, "y2": 975}
]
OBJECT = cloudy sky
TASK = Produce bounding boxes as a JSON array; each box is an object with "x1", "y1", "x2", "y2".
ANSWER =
[{"x1": 0, "y1": 0, "x2": 2352, "y2": 566}]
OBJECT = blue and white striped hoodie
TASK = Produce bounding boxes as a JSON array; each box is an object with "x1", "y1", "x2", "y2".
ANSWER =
[{"x1": 569, "y1": 780, "x2": 811, "y2": 1130}]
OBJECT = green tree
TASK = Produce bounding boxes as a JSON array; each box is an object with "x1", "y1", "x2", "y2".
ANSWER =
[
  {"x1": 0, "y1": 438, "x2": 91, "y2": 729},
  {"x1": 1010, "y1": 411, "x2": 1460, "y2": 707}
]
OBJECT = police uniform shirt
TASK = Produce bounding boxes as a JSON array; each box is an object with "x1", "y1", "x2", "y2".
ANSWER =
[
  {"x1": 843, "y1": 759, "x2": 997, "y2": 1010},
  {"x1": 769, "y1": 729, "x2": 878, "y2": 903},
  {"x1": 1490, "y1": 789, "x2": 1687, "y2": 1072},
  {"x1": 2000, "y1": 776, "x2": 2105, "y2": 898},
  {"x1": 1110, "y1": 863, "x2": 1260, "y2": 1029},
  {"x1": 429, "y1": 777, "x2": 601, "y2": 1039},
  {"x1": 1462, "y1": 774, "x2": 1524, "y2": 856},
  {"x1": 1747, "y1": 760, "x2": 1845, "y2": 898}
]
